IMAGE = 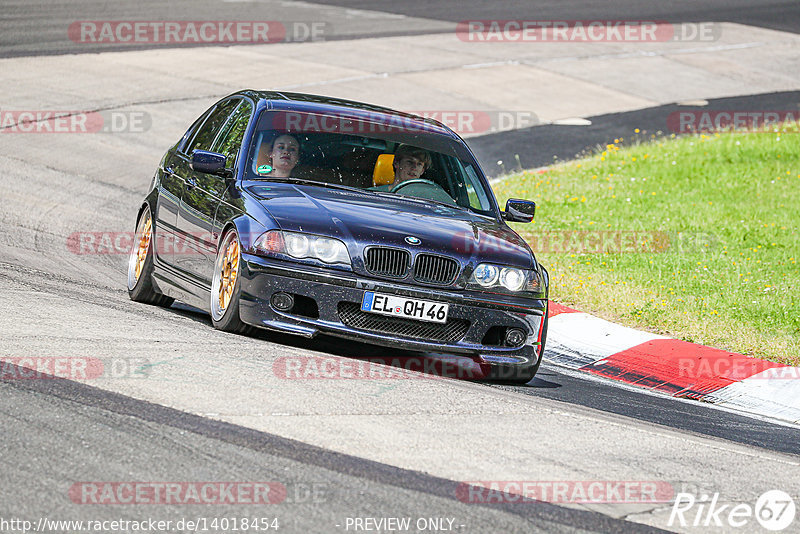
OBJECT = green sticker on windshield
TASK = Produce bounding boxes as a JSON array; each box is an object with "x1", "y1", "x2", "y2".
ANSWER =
[{"x1": 257, "y1": 164, "x2": 272, "y2": 175}]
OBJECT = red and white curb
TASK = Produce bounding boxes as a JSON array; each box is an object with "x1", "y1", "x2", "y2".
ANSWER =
[{"x1": 545, "y1": 303, "x2": 800, "y2": 425}]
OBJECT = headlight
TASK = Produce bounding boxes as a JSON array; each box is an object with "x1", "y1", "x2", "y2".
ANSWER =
[
  {"x1": 285, "y1": 233, "x2": 310, "y2": 258},
  {"x1": 469, "y1": 263, "x2": 542, "y2": 295},
  {"x1": 312, "y1": 237, "x2": 342, "y2": 263},
  {"x1": 473, "y1": 263, "x2": 500, "y2": 287},
  {"x1": 499, "y1": 267, "x2": 525, "y2": 291},
  {"x1": 254, "y1": 231, "x2": 350, "y2": 265}
]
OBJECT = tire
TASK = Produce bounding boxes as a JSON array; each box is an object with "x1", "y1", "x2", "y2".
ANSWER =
[
  {"x1": 127, "y1": 205, "x2": 174, "y2": 307},
  {"x1": 210, "y1": 228, "x2": 252, "y2": 335},
  {"x1": 488, "y1": 307, "x2": 549, "y2": 384}
]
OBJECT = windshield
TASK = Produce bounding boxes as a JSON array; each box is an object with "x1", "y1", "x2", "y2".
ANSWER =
[{"x1": 243, "y1": 109, "x2": 497, "y2": 216}]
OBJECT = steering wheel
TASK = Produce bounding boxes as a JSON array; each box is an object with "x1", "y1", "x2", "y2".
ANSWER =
[
  {"x1": 389, "y1": 179, "x2": 439, "y2": 193},
  {"x1": 389, "y1": 179, "x2": 457, "y2": 206}
]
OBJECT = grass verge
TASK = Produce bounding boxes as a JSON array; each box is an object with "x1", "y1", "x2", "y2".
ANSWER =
[{"x1": 493, "y1": 125, "x2": 800, "y2": 365}]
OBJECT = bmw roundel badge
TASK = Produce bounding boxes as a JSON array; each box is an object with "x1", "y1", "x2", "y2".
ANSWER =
[{"x1": 405, "y1": 236, "x2": 421, "y2": 245}]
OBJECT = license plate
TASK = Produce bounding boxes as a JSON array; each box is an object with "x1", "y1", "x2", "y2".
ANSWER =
[{"x1": 361, "y1": 291, "x2": 449, "y2": 324}]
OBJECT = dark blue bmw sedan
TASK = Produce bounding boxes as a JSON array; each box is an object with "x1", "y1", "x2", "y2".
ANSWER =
[{"x1": 128, "y1": 90, "x2": 548, "y2": 382}]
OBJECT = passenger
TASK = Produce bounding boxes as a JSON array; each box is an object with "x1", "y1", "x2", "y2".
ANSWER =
[{"x1": 257, "y1": 133, "x2": 300, "y2": 178}]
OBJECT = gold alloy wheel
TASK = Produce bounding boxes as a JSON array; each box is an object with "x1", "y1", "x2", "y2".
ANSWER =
[
  {"x1": 217, "y1": 237, "x2": 239, "y2": 312},
  {"x1": 133, "y1": 214, "x2": 152, "y2": 282}
]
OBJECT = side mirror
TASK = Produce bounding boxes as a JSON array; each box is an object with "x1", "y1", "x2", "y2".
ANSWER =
[
  {"x1": 191, "y1": 150, "x2": 232, "y2": 178},
  {"x1": 503, "y1": 199, "x2": 536, "y2": 223}
]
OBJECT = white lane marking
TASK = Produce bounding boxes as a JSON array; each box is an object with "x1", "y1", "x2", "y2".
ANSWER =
[
  {"x1": 492, "y1": 364, "x2": 800, "y2": 465},
  {"x1": 553, "y1": 117, "x2": 592, "y2": 126},
  {"x1": 546, "y1": 363, "x2": 800, "y2": 430},
  {"x1": 531, "y1": 41, "x2": 768, "y2": 64},
  {"x1": 343, "y1": 8, "x2": 407, "y2": 20},
  {"x1": 707, "y1": 367, "x2": 800, "y2": 424},
  {"x1": 222, "y1": 0, "x2": 407, "y2": 19},
  {"x1": 278, "y1": 72, "x2": 387, "y2": 90},
  {"x1": 463, "y1": 59, "x2": 520, "y2": 69}
]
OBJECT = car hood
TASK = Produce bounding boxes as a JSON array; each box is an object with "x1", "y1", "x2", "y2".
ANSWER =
[{"x1": 247, "y1": 183, "x2": 535, "y2": 268}]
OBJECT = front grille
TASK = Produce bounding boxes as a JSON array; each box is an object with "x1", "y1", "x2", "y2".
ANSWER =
[
  {"x1": 364, "y1": 247, "x2": 410, "y2": 278},
  {"x1": 413, "y1": 254, "x2": 460, "y2": 285},
  {"x1": 338, "y1": 302, "x2": 470, "y2": 343}
]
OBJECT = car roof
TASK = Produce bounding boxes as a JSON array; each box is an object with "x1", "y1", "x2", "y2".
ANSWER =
[{"x1": 233, "y1": 89, "x2": 458, "y2": 139}]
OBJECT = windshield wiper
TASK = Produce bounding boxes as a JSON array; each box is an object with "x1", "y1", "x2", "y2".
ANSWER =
[
  {"x1": 251, "y1": 177, "x2": 474, "y2": 213},
  {"x1": 368, "y1": 190, "x2": 469, "y2": 212},
  {"x1": 255, "y1": 177, "x2": 368, "y2": 194}
]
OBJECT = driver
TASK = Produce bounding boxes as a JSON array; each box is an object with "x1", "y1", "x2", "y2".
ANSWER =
[
  {"x1": 373, "y1": 144, "x2": 432, "y2": 191},
  {"x1": 392, "y1": 144, "x2": 432, "y2": 185}
]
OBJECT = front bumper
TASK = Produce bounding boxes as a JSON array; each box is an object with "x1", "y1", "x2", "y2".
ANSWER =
[{"x1": 238, "y1": 253, "x2": 547, "y2": 369}]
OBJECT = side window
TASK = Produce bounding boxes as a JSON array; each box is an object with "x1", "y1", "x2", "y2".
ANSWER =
[
  {"x1": 185, "y1": 99, "x2": 240, "y2": 155},
  {"x1": 212, "y1": 100, "x2": 253, "y2": 168},
  {"x1": 178, "y1": 109, "x2": 212, "y2": 151},
  {"x1": 448, "y1": 158, "x2": 491, "y2": 212}
]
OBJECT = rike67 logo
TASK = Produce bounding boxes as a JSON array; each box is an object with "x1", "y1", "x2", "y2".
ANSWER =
[{"x1": 670, "y1": 490, "x2": 796, "y2": 531}]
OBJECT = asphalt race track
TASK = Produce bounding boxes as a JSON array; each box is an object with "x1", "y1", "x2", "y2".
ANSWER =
[
  {"x1": 1, "y1": 1, "x2": 799, "y2": 532},
  {"x1": 470, "y1": 90, "x2": 800, "y2": 175},
  {"x1": 2, "y1": 372, "x2": 660, "y2": 533},
  {"x1": 3, "y1": 0, "x2": 799, "y2": 56}
]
